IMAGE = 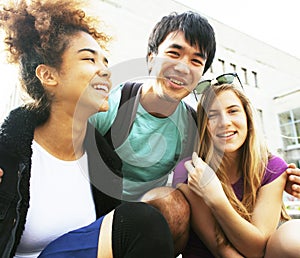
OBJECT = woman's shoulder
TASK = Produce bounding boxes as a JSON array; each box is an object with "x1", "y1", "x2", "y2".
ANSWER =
[
  {"x1": 267, "y1": 155, "x2": 288, "y2": 172},
  {"x1": 172, "y1": 157, "x2": 191, "y2": 188},
  {"x1": 262, "y1": 155, "x2": 288, "y2": 186}
]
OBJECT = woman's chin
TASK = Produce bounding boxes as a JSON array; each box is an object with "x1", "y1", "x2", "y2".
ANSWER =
[{"x1": 97, "y1": 101, "x2": 109, "y2": 112}]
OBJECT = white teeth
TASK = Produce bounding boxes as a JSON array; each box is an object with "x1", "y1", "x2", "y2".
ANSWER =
[
  {"x1": 170, "y1": 78, "x2": 184, "y2": 85},
  {"x1": 219, "y1": 132, "x2": 235, "y2": 137},
  {"x1": 93, "y1": 84, "x2": 108, "y2": 92}
]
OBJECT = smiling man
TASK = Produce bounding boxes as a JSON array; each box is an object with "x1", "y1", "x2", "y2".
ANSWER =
[
  {"x1": 89, "y1": 11, "x2": 216, "y2": 201},
  {"x1": 87, "y1": 11, "x2": 300, "y2": 257}
]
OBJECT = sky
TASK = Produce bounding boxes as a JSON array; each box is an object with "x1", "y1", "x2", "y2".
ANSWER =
[{"x1": 178, "y1": 0, "x2": 300, "y2": 59}]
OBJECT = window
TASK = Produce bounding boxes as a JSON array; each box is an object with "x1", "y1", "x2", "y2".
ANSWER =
[
  {"x1": 256, "y1": 109, "x2": 265, "y2": 134},
  {"x1": 252, "y1": 71, "x2": 258, "y2": 87},
  {"x1": 278, "y1": 108, "x2": 300, "y2": 148},
  {"x1": 241, "y1": 67, "x2": 248, "y2": 84},
  {"x1": 218, "y1": 59, "x2": 225, "y2": 73},
  {"x1": 230, "y1": 63, "x2": 236, "y2": 72}
]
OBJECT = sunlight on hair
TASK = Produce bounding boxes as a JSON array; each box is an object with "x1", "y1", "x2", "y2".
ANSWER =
[{"x1": 0, "y1": 31, "x2": 19, "y2": 122}]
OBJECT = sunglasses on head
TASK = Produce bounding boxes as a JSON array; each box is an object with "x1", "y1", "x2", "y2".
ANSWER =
[{"x1": 193, "y1": 72, "x2": 243, "y2": 101}]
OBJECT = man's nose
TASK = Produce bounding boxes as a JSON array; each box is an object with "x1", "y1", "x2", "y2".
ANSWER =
[{"x1": 174, "y1": 60, "x2": 190, "y2": 74}]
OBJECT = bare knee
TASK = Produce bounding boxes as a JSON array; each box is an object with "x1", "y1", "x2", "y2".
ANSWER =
[
  {"x1": 265, "y1": 219, "x2": 300, "y2": 258},
  {"x1": 141, "y1": 186, "x2": 190, "y2": 256}
]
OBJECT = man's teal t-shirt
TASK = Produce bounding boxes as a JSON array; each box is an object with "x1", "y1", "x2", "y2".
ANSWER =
[{"x1": 89, "y1": 84, "x2": 195, "y2": 201}]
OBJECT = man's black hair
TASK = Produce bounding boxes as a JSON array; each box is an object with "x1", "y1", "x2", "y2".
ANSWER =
[{"x1": 147, "y1": 11, "x2": 216, "y2": 74}]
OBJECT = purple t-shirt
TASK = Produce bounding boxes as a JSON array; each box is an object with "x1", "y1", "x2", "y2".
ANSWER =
[{"x1": 172, "y1": 155, "x2": 287, "y2": 258}]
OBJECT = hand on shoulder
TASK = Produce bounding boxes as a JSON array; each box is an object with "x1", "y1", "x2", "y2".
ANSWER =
[
  {"x1": 0, "y1": 168, "x2": 3, "y2": 183},
  {"x1": 285, "y1": 163, "x2": 300, "y2": 199}
]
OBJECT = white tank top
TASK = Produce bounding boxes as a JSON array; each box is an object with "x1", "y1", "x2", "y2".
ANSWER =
[{"x1": 14, "y1": 140, "x2": 96, "y2": 258}]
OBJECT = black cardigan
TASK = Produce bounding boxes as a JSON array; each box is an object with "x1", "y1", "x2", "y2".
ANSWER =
[{"x1": 0, "y1": 107, "x2": 121, "y2": 258}]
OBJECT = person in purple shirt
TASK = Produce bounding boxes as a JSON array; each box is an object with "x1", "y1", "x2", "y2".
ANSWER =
[{"x1": 173, "y1": 80, "x2": 300, "y2": 257}]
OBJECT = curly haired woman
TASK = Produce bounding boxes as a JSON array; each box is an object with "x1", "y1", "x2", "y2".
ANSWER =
[{"x1": 0, "y1": 0, "x2": 173, "y2": 257}]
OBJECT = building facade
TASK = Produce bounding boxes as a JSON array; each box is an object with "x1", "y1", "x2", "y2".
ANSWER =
[{"x1": 2, "y1": 0, "x2": 300, "y2": 166}]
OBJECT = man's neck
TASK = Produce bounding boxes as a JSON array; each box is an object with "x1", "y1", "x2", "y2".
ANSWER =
[{"x1": 140, "y1": 84, "x2": 180, "y2": 118}]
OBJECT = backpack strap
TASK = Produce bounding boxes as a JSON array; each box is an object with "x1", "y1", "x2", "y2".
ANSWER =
[
  {"x1": 104, "y1": 81, "x2": 142, "y2": 149},
  {"x1": 184, "y1": 102, "x2": 197, "y2": 125},
  {"x1": 179, "y1": 102, "x2": 198, "y2": 159}
]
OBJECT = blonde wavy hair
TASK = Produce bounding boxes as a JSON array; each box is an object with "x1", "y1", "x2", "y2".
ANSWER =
[{"x1": 197, "y1": 83, "x2": 289, "y2": 245}]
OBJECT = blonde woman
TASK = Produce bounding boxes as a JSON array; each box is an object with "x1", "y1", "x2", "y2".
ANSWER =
[{"x1": 173, "y1": 77, "x2": 299, "y2": 257}]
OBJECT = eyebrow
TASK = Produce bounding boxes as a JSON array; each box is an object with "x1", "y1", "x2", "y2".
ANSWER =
[
  {"x1": 209, "y1": 104, "x2": 241, "y2": 112},
  {"x1": 227, "y1": 104, "x2": 241, "y2": 109},
  {"x1": 168, "y1": 43, "x2": 206, "y2": 59},
  {"x1": 77, "y1": 48, "x2": 109, "y2": 64},
  {"x1": 78, "y1": 48, "x2": 96, "y2": 54}
]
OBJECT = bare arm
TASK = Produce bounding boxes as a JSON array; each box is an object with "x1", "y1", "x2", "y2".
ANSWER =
[
  {"x1": 212, "y1": 174, "x2": 286, "y2": 257},
  {"x1": 186, "y1": 153, "x2": 286, "y2": 257},
  {"x1": 179, "y1": 184, "x2": 244, "y2": 258}
]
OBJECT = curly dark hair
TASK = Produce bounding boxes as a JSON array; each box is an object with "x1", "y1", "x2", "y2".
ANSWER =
[{"x1": 0, "y1": 0, "x2": 111, "y2": 119}]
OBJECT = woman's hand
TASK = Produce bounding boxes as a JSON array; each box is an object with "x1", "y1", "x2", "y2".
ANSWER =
[
  {"x1": 285, "y1": 163, "x2": 300, "y2": 199},
  {"x1": 218, "y1": 244, "x2": 245, "y2": 258},
  {"x1": 184, "y1": 152, "x2": 225, "y2": 206}
]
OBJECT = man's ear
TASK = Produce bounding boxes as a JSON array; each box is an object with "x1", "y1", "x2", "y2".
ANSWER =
[
  {"x1": 147, "y1": 52, "x2": 154, "y2": 63},
  {"x1": 147, "y1": 53, "x2": 155, "y2": 74},
  {"x1": 36, "y1": 64, "x2": 58, "y2": 87}
]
